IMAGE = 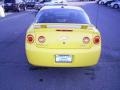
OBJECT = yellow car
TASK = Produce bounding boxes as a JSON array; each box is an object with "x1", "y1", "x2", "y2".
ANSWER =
[{"x1": 25, "y1": 6, "x2": 101, "y2": 67}]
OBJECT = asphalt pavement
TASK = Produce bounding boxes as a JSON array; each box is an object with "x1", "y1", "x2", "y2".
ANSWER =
[{"x1": 0, "y1": 2, "x2": 120, "y2": 90}]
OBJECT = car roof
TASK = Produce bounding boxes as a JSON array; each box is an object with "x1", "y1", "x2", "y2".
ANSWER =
[{"x1": 40, "y1": 6, "x2": 84, "y2": 12}]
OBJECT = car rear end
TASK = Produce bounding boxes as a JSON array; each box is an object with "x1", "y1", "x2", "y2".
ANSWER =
[
  {"x1": 4, "y1": 0, "x2": 16, "y2": 11},
  {"x1": 4, "y1": 0, "x2": 26, "y2": 12},
  {"x1": 26, "y1": 1, "x2": 35, "y2": 9},
  {"x1": 25, "y1": 6, "x2": 101, "y2": 67}
]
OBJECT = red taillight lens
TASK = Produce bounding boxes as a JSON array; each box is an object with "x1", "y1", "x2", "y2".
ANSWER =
[
  {"x1": 38, "y1": 36, "x2": 46, "y2": 43},
  {"x1": 27, "y1": 34, "x2": 34, "y2": 43},
  {"x1": 93, "y1": 36, "x2": 100, "y2": 44},
  {"x1": 83, "y1": 37, "x2": 90, "y2": 44}
]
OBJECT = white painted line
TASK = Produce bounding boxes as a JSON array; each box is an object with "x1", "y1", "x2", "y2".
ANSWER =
[
  {"x1": 0, "y1": 12, "x2": 31, "y2": 22},
  {"x1": 5, "y1": 12, "x2": 13, "y2": 16},
  {"x1": 0, "y1": 12, "x2": 13, "y2": 19}
]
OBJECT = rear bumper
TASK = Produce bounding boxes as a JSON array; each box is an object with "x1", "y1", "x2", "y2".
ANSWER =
[
  {"x1": 4, "y1": 4, "x2": 25, "y2": 10},
  {"x1": 4, "y1": 5, "x2": 17, "y2": 10},
  {"x1": 26, "y1": 44, "x2": 101, "y2": 67}
]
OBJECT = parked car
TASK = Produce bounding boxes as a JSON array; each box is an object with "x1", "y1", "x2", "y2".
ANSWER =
[
  {"x1": 25, "y1": 6, "x2": 101, "y2": 67},
  {"x1": 44, "y1": 0, "x2": 68, "y2": 6},
  {"x1": 0, "y1": 5, "x2": 5, "y2": 17},
  {"x1": 4, "y1": 0, "x2": 26, "y2": 12},
  {"x1": 34, "y1": 2, "x2": 44, "y2": 10},
  {"x1": 110, "y1": 0, "x2": 120, "y2": 8},
  {"x1": 98, "y1": 0, "x2": 114, "y2": 5},
  {"x1": 40, "y1": 0, "x2": 51, "y2": 3},
  {"x1": 106, "y1": 0, "x2": 116, "y2": 6},
  {"x1": 25, "y1": 0, "x2": 35, "y2": 9}
]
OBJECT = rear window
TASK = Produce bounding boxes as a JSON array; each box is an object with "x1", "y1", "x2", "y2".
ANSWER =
[{"x1": 35, "y1": 8, "x2": 91, "y2": 24}]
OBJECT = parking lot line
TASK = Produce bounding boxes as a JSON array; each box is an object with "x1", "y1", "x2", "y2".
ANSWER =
[{"x1": 0, "y1": 12, "x2": 32, "y2": 22}]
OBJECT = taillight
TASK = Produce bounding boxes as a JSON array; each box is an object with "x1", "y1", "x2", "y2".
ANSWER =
[
  {"x1": 83, "y1": 37, "x2": 90, "y2": 44},
  {"x1": 93, "y1": 36, "x2": 100, "y2": 44},
  {"x1": 27, "y1": 34, "x2": 34, "y2": 43},
  {"x1": 38, "y1": 36, "x2": 46, "y2": 43}
]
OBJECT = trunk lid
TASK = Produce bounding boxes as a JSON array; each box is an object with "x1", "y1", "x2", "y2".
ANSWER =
[{"x1": 33, "y1": 23, "x2": 95, "y2": 49}]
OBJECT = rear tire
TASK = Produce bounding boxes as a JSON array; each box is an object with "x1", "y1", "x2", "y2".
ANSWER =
[
  {"x1": 106, "y1": 3, "x2": 110, "y2": 7},
  {"x1": 106, "y1": 1, "x2": 111, "y2": 6},
  {"x1": 96, "y1": 1, "x2": 100, "y2": 4},
  {"x1": 113, "y1": 4, "x2": 119, "y2": 9},
  {"x1": 23, "y1": 6, "x2": 27, "y2": 11},
  {"x1": 101, "y1": 2, "x2": 104, "y2": 5},
  {"x1": 5, "y1": 9, "x2": 8, "y2": 12},
  {"x1": 16, "y1": 6, "x2": 21, "y2": 12}
]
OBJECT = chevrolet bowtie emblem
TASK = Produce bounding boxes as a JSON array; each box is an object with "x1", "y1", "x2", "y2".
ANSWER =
[{"x1": 59, "y1": 36, "x2": 69, "y2": 41}]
